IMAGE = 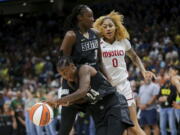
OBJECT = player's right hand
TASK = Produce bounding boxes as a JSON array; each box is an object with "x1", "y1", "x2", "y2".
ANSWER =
[{"x1": 45, "y1": 100, "x2": 58, "y2": 108}]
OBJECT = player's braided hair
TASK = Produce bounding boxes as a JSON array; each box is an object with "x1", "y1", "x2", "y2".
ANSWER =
[
  {"x1": 57, "y1": 55, "x2": 73, "y2": 69},
  {"x1": 64, "y1": 4, "x2": 89, "y2": 31}
]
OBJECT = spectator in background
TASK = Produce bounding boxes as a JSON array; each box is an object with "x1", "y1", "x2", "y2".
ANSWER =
[
  {"x1": 45, "y1": 88, "x2": 59, "y2": 135},
  {"x1": 0, "y1": 92, "x2": 5, "y2": 110},
  {"x1": 130, "y1": 80, "x2": 138, "y2": 100},
  {"x1": 0, "y1": 101, "x2": 17, "y2": 135},
  {"x1": 137, "y1": 77, "x2": 160, "y2": 135},
  {"x1": 158, "y1": 79, "x2": 177, "y2": 135},
  {"x1": 24, "y1": 89, "x2": 38, "y2": 135},
  {"x1": 75, "y1": 112, "x2": 90, "y2": 135},
  {"x1": 169, "y1": 66, "x2": 180, "y2": 132},
  {"x1": 169, "y1": 66, "x2": 180, "y2": 94},
  {"x1": 14, "y1": 104, "x2": 26, "y2": 135},
  {"x1": 10, "y1": 91, "x2": 24, "y2": 111}
]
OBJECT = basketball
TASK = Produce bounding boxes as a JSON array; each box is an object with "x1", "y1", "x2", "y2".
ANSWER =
[{"x1": 29, "y1": 102, "x2": 54, "y2": 126}]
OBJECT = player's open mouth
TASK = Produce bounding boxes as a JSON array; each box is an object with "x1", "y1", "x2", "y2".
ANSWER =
[{"x1": 106, "y1": 32, "x2": 113, "y2": 36}]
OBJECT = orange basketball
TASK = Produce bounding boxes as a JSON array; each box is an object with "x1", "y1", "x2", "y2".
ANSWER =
[{"x1": 29, "y1": 102, "x2": 54, "y2": 126}]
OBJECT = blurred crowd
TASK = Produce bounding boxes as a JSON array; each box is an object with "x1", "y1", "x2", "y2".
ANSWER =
[{"x1": 0, "y1": 0, "x2": 179, "y2": 134}]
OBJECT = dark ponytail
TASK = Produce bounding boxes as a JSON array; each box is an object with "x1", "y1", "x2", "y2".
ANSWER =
[{"x1": 64, "y1": 4, "x2": 89, "y2": 31}]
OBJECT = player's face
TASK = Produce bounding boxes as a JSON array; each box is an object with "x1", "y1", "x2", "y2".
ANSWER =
[
  {"x1": 101, "y1": 19, "x2": 116, "y2": 41},
  {"x1": 79, "y1": 8, "x2": 94, "y2": 29},
  {"x1": 57, "y1": 64, "x2": 76, "y2": 82}
]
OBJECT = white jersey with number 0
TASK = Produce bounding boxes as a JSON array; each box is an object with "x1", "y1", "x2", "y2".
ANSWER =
[{"x1": 101, "y1": 38, "x2": 131, "y2": 86}]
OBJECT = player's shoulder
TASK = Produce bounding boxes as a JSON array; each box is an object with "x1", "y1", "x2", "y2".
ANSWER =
[
  {"x1": 79, "y1": 64, "x2": 92, "y2": 71},
  {"x1": 65, "y1": 30, "x2": 76, "y2": 38},
  {"x1": 120, "y1": 38, "x2": 130, "y2": 44},
  {"x1": 79, "y1": 65, "x2": 96, "y2": 75}
]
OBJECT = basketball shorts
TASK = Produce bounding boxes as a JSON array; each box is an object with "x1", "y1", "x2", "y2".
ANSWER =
[
  {"x1": 116, "y1": 79, "x2": 136, "y2": 106},
  {"x1": 87, "y1": 93, "x2": 133, "y2": 135}
]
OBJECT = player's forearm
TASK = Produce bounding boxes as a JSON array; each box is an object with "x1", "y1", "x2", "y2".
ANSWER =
[
  {"x1": 131, "y1": 55, "x2": 146, "y2": 74},
  {"x1": 57, "y1": 89, "x2": 88, "y2": 105},
  {"x1": 69, "y1": 98, "x2": 87, "y2": 104}
]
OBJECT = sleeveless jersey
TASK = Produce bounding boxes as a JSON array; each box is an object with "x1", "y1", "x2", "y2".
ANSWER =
[
  {"x1": 100, "y1": 39, "x2": 131, "y2": 86},
  {"x1": 61, "y1": 71, "x2": 116, "y2": 101},
  {"x1": 71, "y1": 29, "x2": 100, "y2": 69}
]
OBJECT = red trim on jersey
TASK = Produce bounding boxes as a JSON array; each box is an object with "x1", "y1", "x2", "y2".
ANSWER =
[{"x1": 127, "y1": 98, "x2": 134, "y2": 101}]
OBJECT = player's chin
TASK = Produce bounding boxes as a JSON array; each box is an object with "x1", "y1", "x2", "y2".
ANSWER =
[{"x1": 105, "y1": 35, "x2": 113, "y2": 40}]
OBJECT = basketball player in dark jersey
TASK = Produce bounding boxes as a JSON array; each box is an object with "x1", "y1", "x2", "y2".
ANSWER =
[
  {"x1": 48, "y1": 56, "x2": 133, "y2": 135},
  {"x1": 58, "y1": 4, "x2": 104, "y2": 135},
  {"x1": 60, "y1": 4, "x2": 100, "y2": 69}
]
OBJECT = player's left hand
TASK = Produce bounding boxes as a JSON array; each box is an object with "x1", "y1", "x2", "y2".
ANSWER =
[{"x1": 142, "y1": 71, "x2": 156, "y2": 80}]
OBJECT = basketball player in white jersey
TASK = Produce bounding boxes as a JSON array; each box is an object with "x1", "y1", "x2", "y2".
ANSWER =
[{"x1": 94, "y1": 11, "x2": 156, "y2": 135}]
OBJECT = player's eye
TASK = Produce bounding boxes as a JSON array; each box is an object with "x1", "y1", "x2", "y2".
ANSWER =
[{"x1": 102, "y1": 25, "x2": 107, "y2": 29}]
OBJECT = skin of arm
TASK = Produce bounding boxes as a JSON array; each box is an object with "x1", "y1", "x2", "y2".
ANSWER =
[
  {"x1": 171, "y1": 76, "x2": 180, "y2": 93},
  {"x1": 17, "y1": 116, "x2": 26, "y2": 126},
  {"x1": 126, "y1": 48, "x2": 156, "y2": 79},
  {"x1": 57, "y1": 65, "x2": 97, "y2": 105},
  {"x1": 11, "y1": 111, "x2": 17, "y2": 129},
  {"x1": 158, "y1": 96, "x2": 167, "y2": 102},
  {"x1": 60, "y1": 31, "x2": 76, "y2": 56}
]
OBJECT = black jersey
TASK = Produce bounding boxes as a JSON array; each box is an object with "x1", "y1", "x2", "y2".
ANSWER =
[
  {"x1": 71, "y1": 29, "x2": 100, "y2": 69},
  {"x1": 61, "y1": 71, "x2": 116, "y2": 102}
]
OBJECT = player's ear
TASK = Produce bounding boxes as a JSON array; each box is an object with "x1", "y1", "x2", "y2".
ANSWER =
[{"x1": 77, "y1": 14, "x2": 83, "y2": 21}]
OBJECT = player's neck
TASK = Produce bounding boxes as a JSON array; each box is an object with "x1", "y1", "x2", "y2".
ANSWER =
[
  {"x1": 103, "y1": 37, "x2": 115, "y2": 44},
  {"x1": 77, "y1": 24, "x2": 89, "y2": 34}
]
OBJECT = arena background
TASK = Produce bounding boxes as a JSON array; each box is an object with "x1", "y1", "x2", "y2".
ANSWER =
[{"x1": 0, "y1": 0, "x2": 179, "y2": 135}]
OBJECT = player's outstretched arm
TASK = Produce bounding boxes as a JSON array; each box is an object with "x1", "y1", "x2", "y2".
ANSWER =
[
  {"x1": 126, "y1": 48, "x2": 156, "y2": 79},
  {"x1": 56, "y1": 65, "x2": 96, "y2": 106}
]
